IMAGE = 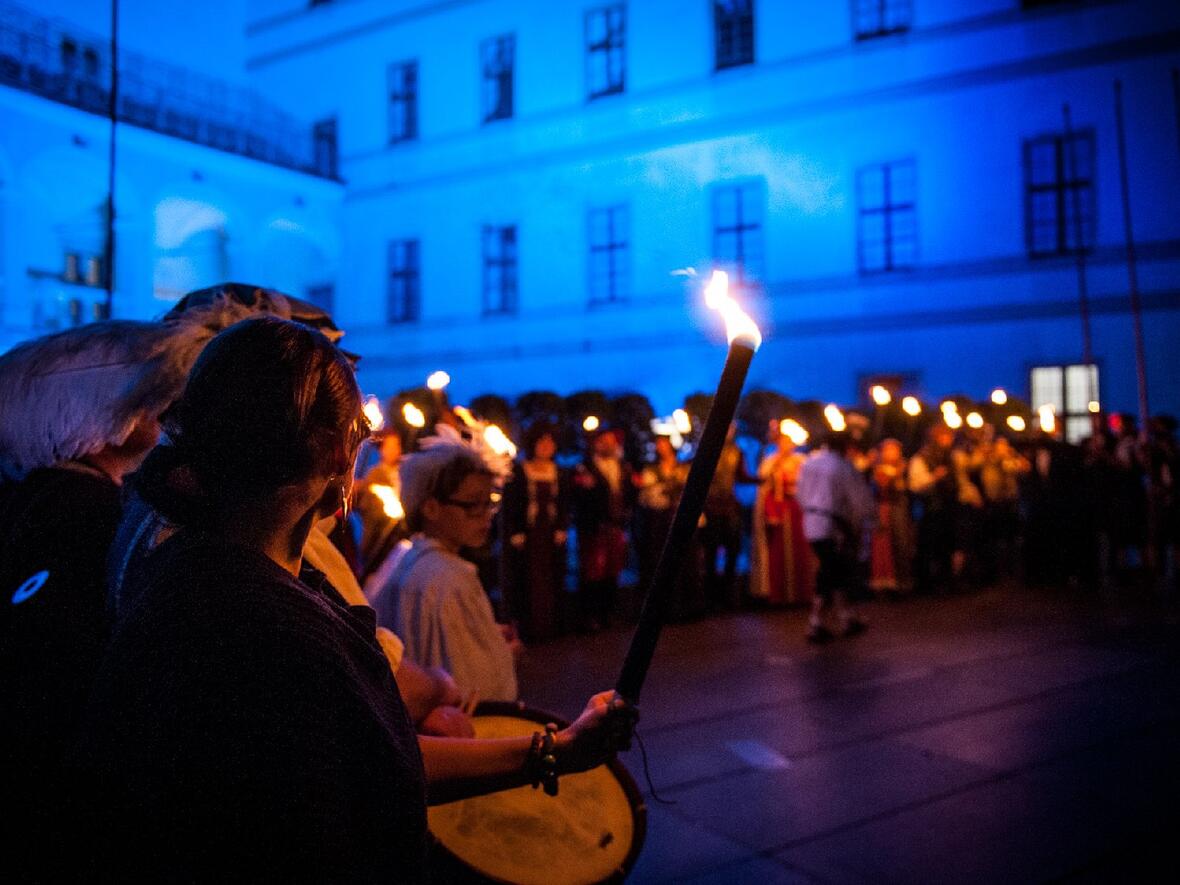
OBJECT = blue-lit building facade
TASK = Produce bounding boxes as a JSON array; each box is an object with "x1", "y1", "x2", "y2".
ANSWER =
[
  {"x1": 0, "y1": 0, "x2": 342, "y2": 348},
  {"x1": 5, "y1": 1, "x2": 1180, "y2": 441}
]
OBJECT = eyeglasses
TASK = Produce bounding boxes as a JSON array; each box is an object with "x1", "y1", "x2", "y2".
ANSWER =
[{"x1": 440, "y1": 493, "x2": 501, "y2": 516}]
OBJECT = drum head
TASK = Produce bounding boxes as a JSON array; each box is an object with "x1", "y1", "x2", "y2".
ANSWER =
[{"x1": 428, "y1": 701, "x2": 646, "y2": 885}]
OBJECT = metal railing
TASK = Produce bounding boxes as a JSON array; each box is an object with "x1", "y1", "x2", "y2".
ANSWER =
[{"x1": 0, "y1": 1, "x2": 337, "y2": 179}]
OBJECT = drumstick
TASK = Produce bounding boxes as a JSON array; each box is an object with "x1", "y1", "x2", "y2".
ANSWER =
[{"x1": 460, "y1": 690, "x2": 480, "y2": 716}]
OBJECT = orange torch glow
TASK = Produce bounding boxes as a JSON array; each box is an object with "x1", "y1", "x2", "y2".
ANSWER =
[
  {"x1": 824, "y1": 404, "x2": 846, "y2": 432},
  {"x1": 362, "y1": 395, "x2": 385, "y2": 432},
  {"x1": 369, "y1": 484, "x2": 404, "y2": 521},
  {"x1": 870, "y1": 385, "x2": 892, "y2": 406},
  {"x1": 901, "y1": 396, "x2": 922, "y2": 417},
  {"x1": 483, "y1": 424, "x2": 517, "y2": 458},
  {"x1": 1038, "y1": 405, "x2": 1056, "y2": 434},
  {"x1": 402, "y1": 402, "x2": 426, "y2": 428},
  {"x1": 780, "y1": 418, "x2": 809, "y2": 446},
  {"x1": 426, "y1": 370, "x2": 451, "y2": 391}
]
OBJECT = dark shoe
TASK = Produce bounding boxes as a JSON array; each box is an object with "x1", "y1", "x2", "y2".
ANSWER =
[
  {"x1": 841, "y1": 619, "x2": 868, "y2": 638},
  {"x1": 806, "y1": 625, "x2": 835, "y2": 644}
]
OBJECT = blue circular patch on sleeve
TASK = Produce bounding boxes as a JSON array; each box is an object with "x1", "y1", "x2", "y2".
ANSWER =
[{"x1": 12, "y1": 570, "x2": 50, "y2": 604}]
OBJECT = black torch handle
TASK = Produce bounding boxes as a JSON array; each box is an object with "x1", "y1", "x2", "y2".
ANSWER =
[{"x1": 615, "y1": 342, "x2": 756, "y2": 703}]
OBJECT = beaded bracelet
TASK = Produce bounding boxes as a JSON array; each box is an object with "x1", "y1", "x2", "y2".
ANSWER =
[{"x1": 526, "y1": 722, "x2": 560, "y2": 796}]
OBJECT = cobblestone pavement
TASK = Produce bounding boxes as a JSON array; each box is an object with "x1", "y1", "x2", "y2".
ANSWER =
[{"x1": 516, "y1": 584, "x2": 1180, "y2": 883}]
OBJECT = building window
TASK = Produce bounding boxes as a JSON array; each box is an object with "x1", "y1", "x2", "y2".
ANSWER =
[
  {"x1": 1030, "y1": 363, "x2": 1099, "y2": 444},
  {"x1": 306, "y1": 283, "x2": 334, "y2": 315},
  {"x1": 387, "y1": 239, "x2": 420, "y2": 324},
  {"x1": 588, "y1": 204, "x2": 629, "y2": 304},
  {"x1": 481, "y1": 35, "x2": 514, "y2": 123},
  {"x1": 482, "y1": 225, "x2": 517, "y2": 315},
  {"x1": 712, "y1": 180, "x2": 764, "y2": 283},
  {"x1": 585, "y1": 5, "x2": 625, "y2": 100},
  {"x1": 387, "y1": 61, "x2": 418, "y2": 143},
  {"x1": 312, "y1": 117, "x2": 338, "y2": 178},
  {"x1": 1024, "y1": 129, "x2": 1095, "y2": 257},
  {"x1": 852, "y1": 0, "x2": 912, "y2": 40},
  {"x1": 857, "y1": 159, "x2": 917, "y2": 273},
  {"x1": 714, "y1": 0, "x2": 755, "y2": 70}
]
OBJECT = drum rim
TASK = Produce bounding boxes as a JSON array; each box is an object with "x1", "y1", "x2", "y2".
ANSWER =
[{"x1": 455, "y1": 699, "x2": 648, "y2": 884}]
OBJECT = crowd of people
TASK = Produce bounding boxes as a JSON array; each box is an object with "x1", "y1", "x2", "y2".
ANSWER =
[{"x1": 348, "y1": 394, "x2": 1179, "y2": 647}]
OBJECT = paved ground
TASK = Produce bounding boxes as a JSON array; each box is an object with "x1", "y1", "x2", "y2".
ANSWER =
[{"x1": 517, "y1": 584, "x2": 1180, "y2": 884}]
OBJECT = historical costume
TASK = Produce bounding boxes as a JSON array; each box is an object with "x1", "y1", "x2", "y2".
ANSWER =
[
  {"x1": 750, "y1": 441, "x2": 815, "y2": 606},
  {"x1": 573, "y1": 428, "x2": 635, "y2": 630},
  {"x1": 366, "y1": 424, "x2": 519, "y2": 701},
  {"x1": 868, "y1": 441, "x2": 915, "y2": 594},
  {"x1": 502, "y1": 432, "x2": 570, "y2": 642}
]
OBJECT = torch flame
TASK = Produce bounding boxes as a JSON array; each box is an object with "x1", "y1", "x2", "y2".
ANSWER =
[
  {"x1": 1006, "y1": 415, "x2": 1027, "y2": 432},
  {"x1": 402, "y1": 402, "x2": 426, "y2": 428},
  {"x1": 362, "y1": 395, "x2": 385, "y2": 432},
  {"x1": 966, "y1": 411, "x2": 984, "y2": 429},
  {"x1": 704, "y1": 270, "x2": 762, "y2": 350},
  {"x1": 483, "y1": 424, "x2": 517, "y2": 458},
  {"x1": 901, "y1": 396, "x2": 922, "y2": 417},
  {"x1": 779, "y1": 418, "x2": 809, "y2": 446},
  {"x1": 369, "y1": 484, "x2": 404, "y2": 521},
  {"x1": 672, "y1": 408, "x2": 692, "y2": 435},
  {"x1": 870, "y1": 385, "x2": 892, "y2": 406},
  {"x1": 452, "y1": 405, "x2": 478, "y2": 428},
  {"x1": 940, "y1": 400, "x2": 959, "y2": 415},
  {"x1": 991, "y1": 388, "x2": 1008, "y2": 405},
  {"x1": 583, "y1": 415, "x2": 600, "y2": 432},
  {"x1": 944, "y1": 410, "x2": 964, "y2": 430},
  {"x1": 823, "y1": 404, "x2": 846, "y2": 432},
  {"x1": 426, "y1": 370, "x2": 451, "y2": 391}
]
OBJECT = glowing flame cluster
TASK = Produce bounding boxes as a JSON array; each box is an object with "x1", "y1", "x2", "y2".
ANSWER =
[
  {"x1": 823, "y1": 404, "x2": 846, "y2": 432},
  {"x1": 779, "y1": 418, "x2": 810, "y2": 446},
  {"x1": 402, "y1": 402, "x2": 426, "y2": 428},
  {"x1": 363, "y1": 395, "x2": 385, "y2": 432},
  {"x1": 483, "y1": 424, "x2": 517, "y2": 458},
  {"x1": 704, "y1": 270, "x2": 762, "y2": 350},
  {"x1": 369, "y1": 484, "x2": 405, "y2": 521}
]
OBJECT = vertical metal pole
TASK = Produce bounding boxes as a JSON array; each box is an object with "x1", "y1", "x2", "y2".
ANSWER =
[
  {"x1": 1172, "y1": 68, "x2": 1180, "y2": 166},
  {"x1": 1112, "y1": 80, "x2": 1150, "y2": 429},
  {"x1": 1061, "y1": 102, "x2": 1098, "y2": 433},
  {"x1": 103, "y1": 0, "x2": 119, "y2": 317}
]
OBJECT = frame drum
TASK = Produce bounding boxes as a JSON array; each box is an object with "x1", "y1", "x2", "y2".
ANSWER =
[{"x1": 428, "y1": 701, "x2": 647, "y2": 884}]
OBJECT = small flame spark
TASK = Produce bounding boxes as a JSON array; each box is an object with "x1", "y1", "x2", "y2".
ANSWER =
[
  {"x1": 704, "y1": 270, "x2": 762, "y2": 350},
  {"x1": 779, "y1": 418, "x2": 809, "y2": 446},
  {"x1": 402, "y1": 402, "x2": 426, "y2": 428},
  {"x1": 363, "y1": 395, "x2": 385, "y2": 432},
  {"x1": 483, "y1": 424, "x2": 517, "y2": 458},
  {"x1": 823, "y1": 404, "x2": 846, "y2": 432},
  {"x1": 426, "y1": 370, "x2": 451, "y2": 391},
  {"x1": 452, "y1": 405, "x2": 478, "y2": 428},
  {"x1": 369, "y1": 484, "x2": 404, "y2": 521}
]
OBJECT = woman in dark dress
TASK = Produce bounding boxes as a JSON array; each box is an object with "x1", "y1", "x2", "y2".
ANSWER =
[
  {"x1": 503, "y1": 425, "x2": 570, "y2": 641},
  {"x1": 71, "y1": 317, "x2": 632, "y2": 882}
]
